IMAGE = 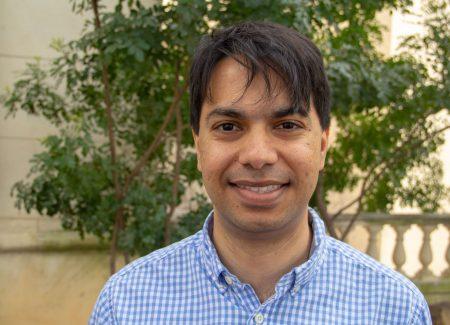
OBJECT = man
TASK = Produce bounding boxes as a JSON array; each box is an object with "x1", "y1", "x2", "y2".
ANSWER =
[{"x1": 90, "y1": 22, "x2": 431, "y2": 324}]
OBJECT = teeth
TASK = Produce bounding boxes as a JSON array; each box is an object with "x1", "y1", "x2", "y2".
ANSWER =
[{"x1": 237, "y1": 184, "x2": 282, "y2": 193}]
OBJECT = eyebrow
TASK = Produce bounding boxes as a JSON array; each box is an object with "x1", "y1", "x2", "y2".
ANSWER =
[
  {"x1": 206, "y1": 106, "x2": 310, "y2": 123},
  {"x1": 206, "y1": 107, "x2": 245, "y2": 122},
  {"x1": 271, "y1": 106, "x2": 308, "y2": 119}
]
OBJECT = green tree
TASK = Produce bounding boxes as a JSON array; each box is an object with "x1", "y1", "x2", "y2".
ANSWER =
[{"x1": 2, "y1": 0, "x2": 448, "y2": 274}]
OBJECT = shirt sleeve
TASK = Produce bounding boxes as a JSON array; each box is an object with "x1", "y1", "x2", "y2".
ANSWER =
[
  {"x1": 89, "y1": 280, "x2": 116, "y2": 325},
  {"x1": 409, "y1": 295, "x2": 432, "y2": 325}
]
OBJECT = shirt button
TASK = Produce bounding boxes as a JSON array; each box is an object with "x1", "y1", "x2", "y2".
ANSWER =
[
  {"x1": 224, "y1": 275, "x2": 233, "y2": 285},
  {"x1": 254, "y1": 313, "x2": 264, "y2": 324}
]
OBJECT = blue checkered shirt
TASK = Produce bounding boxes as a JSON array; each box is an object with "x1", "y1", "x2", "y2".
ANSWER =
[{"x1": 90, "y1": 208, "x2": 431, "y2": 324}]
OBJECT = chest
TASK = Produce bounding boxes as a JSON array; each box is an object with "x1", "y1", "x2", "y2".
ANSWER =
[{"x1": 113, "y1": 275, "x2": 402, "y2": 325}]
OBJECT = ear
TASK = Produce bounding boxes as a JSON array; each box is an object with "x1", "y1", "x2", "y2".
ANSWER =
[
  {"x1": 319, "y1": 128, "x2": 329, "y2": 170},
  {"x1": 192, "y1": 129, "x2": 202, "y2": 172}
]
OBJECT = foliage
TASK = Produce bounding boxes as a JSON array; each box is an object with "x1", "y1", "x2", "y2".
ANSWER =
[
  {"x1": 2, "y1": 0, "x2": 449, "y2": 269},
  {"x1": 323, "y1": 0, "x2": 449, "y2": 223}
]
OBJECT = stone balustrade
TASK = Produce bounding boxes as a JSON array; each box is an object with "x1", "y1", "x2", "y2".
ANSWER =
[{"x1": 336, "y1": 213, "x2": 450, "y2": 304}]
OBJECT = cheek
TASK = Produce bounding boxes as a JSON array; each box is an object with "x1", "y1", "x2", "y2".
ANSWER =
[
  {"x1": 283, "y1": 143, "x2": 322, "y2": 178},
  {"x1": 198, "y1": 142, "x2": 235, "y2": 180}
]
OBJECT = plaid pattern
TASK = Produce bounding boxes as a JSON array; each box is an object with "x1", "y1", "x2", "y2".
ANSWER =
[{"x1": 90, "y1": 208, "x2": 431, "y2": 324}]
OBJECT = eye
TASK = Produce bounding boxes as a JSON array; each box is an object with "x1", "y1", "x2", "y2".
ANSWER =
[
  {"x1": 275, "y1": 121, "x2": 302, "y2": 130},
  {"x1": 216, "y1": 122, "x2": 239, "y2": 132}
]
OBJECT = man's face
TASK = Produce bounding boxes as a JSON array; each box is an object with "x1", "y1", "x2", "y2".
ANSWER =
[{"x1": 193, "y1": 57, "x2": 329, "y2": 234}]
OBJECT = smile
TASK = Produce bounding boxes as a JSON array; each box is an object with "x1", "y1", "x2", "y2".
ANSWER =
[
  {"x1": 235, "y1": 184, "x2": 283, "y2": 193},
  {"x1": 229, "y1": 181, "x2": 289, "y2": 207}
]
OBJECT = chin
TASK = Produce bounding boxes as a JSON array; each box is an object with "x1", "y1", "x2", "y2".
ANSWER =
[{"x1": 225, "y1": 210, "x2": 296, "y2": 234}]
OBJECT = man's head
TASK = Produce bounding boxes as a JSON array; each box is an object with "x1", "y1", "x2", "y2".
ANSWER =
[
  {"x1": 189, "y1": 22, "x2": 330, "y2": 235},
  {"x1": 190, "y1": 21, "x2": 330, "y2": 135}
]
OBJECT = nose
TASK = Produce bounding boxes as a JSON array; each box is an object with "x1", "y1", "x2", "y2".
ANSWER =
[{"x1": 238, "y1": 128, "x2": 278, "y2": 169}]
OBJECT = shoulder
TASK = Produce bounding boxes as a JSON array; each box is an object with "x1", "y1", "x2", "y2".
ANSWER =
[
  {"x1": 113, "y1": 231, "x2": 201, "y2": 283},
  {"x1": 325, "y1": 236, "x2": 430, "y2": 323},
  {"x1": 89, "y1": 232, "x2": 203, "y2": 324},
  {"x1": 327, "y1": 236, "x2": 419, "y2": 293},
  {"x1": 99, "y1": 231, "x2": 202, "y2": 299}
]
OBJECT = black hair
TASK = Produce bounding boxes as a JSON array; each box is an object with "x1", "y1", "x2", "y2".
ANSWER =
[{"x1": 189, "y1": 21, "x2": 330, "y2": 134}]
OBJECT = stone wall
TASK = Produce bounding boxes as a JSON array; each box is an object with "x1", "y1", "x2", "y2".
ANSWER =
[{"x1": 0, "y1": 250, "x2": 110, "y2": 324}]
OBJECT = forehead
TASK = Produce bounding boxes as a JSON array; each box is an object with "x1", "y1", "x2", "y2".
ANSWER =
[{"x1": 205, "y1": 57, "x2": 290, "y2": 111}]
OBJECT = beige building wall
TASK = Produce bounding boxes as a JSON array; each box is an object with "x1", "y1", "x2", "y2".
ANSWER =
[
  {"x1": 0, "y1": 1, "x2": 110, "y2": 324},
  {"x1": 0, "y1": 1, "x2": 448, "y2": 324}
]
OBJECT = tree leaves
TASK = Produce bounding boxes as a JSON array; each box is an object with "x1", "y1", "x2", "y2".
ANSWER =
[{"x1": 2, "y1": 0, "x2": 449, "y2": 255}]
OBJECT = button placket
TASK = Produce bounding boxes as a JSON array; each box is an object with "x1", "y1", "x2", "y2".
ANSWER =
[
  {"x1": 216, "y1": 278, "x2": 227, "y2": 292},
  {"x1": 254, "y1": 313, "x2": 265, "y2": 324},
  {"x1": 224, "y1": 275, "x2": 233, "y2": 285}
]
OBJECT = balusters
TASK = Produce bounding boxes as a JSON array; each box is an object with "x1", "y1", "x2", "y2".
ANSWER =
[
  {"x1": 337, "y1": 215, "x2": 449, "y2": 283},
  {"x1": 416, "y1": 224, "x2": 436, "y2": 280},
  {"x1": 365, "y1": 224, "x2": 381, "y2": 260},
  {"x1": 392, "y1": 225, "x2": 408, "y2": 274},
  {"x1": 442, "y1": 224, "x2": 450, "y2": 278}
]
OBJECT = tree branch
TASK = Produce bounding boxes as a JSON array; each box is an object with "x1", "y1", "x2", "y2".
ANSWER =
[
  {"x1": 315, "y1": 171, "x2": 338, "y2": 238},
  {"x1": 164, "y1": 104, "x2": 183, "y2": 246},
  {"x1": 122, "y1": 62, "x2": 187, "y2": 195},
  {"x1": 123, "y1": 251, "x2": 130, "y2": 264},
  {"x1": 335, "y1": 124, "x2": 450, "y2": 240},
  {"x1": 91, "y1": 0, "x2": 124, "y2": 274},
  {"x1": 109, "y1": 207, "x2": 124, "y2": 274},
  {"x1": 340, "y1": 192, "x2": 365, "y2": 241},
  {"x1": 331, "y1": 163, "x2": 377, "y2": 221}
]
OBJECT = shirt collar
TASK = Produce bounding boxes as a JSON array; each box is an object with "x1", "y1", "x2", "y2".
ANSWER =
[
  {"x1": 198, "y1": 207, "x2": 328, "y2": 295},
  {"x1": 199, "y1": 211, "x2": 227, "y2": 289},
  {"x1": 290, "y1": 208, "x2": 328, "y2": 294}
]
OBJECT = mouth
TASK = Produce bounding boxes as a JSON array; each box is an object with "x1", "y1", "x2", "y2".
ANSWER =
[
  {"x1": 234, "y1": 183, "x2": 284, "y2": 193},
  {"x1": 229, "y1": 180, "x2": 289, "y2": 207}
]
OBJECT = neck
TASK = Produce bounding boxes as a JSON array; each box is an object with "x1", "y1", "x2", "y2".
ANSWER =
[{"x1": 211, "y1": 210, "x2": 312, "y2": 303}]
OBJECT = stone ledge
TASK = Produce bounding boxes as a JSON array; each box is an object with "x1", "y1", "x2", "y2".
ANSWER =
[
  {"x1": 430, "y1": 302, "x2": 450, "y2": 325},
  {"x1": 0, "y1": 232, "x2": 108, "y2": 252},
  {"x1": 0, "y1": 215, "x2": 106, "y2": 251},
  {"x1": 416, "y1": 278, "x2": 450, "y2": 305},
  {"x1": 0, "y1": 227, "x2": 107, "y2": 252},
  {"x1": 0, "y1": 242, "x2": 108, "y2": 253}
]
